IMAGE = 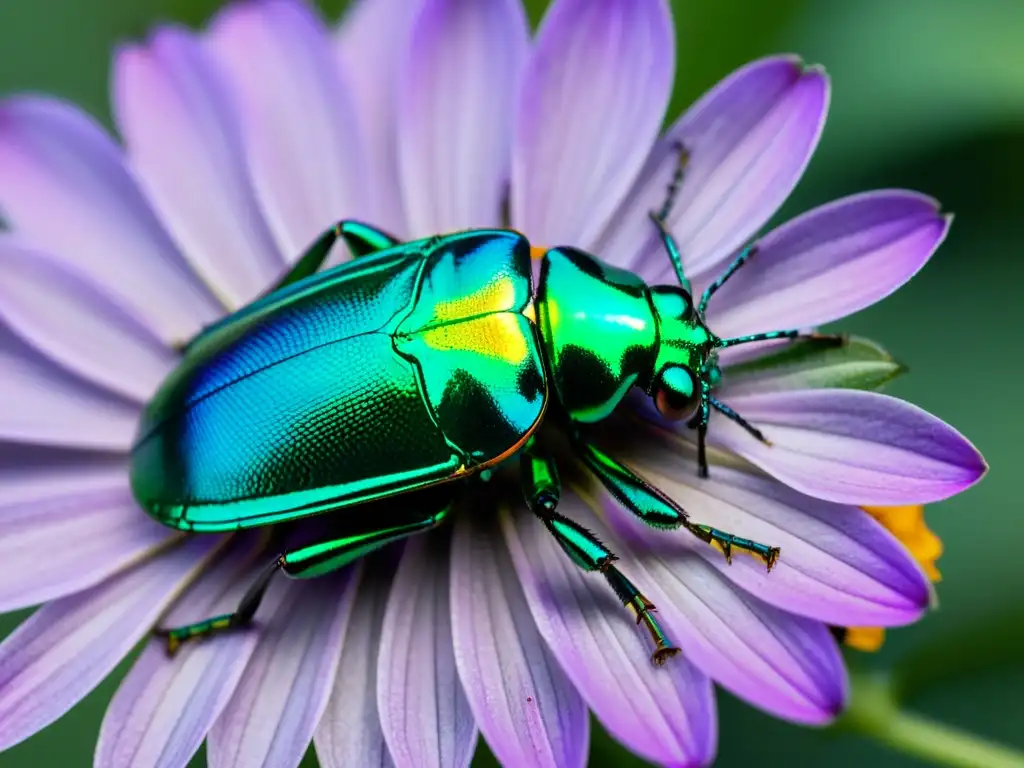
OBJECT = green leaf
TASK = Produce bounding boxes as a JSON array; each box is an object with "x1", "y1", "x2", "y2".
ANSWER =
[{"x1": 721, "y1": 336, "x2": 906, "y2": 395}]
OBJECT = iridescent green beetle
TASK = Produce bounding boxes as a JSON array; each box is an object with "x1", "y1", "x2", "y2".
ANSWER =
[{"x1": 132, "y1": 151, "x2": 837, "y2": 663}]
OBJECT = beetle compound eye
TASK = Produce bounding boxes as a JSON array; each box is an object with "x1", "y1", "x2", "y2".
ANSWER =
[{"x1": 654, "y1": 365, "x2": 700, "y2": 421}]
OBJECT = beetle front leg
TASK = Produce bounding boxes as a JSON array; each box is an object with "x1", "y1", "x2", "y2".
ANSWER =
[
  {"x1": 574, "y1": 438, "x2": 781, "y2": 572},
  {"x1": 520, "y1": 437, "x2": 681, "y2": 665},
  {"x1": 154, "y1": 492, "x2": 452, "y2": 656}
]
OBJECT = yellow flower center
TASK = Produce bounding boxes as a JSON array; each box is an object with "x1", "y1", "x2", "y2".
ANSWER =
[{"x1": 842, "y1": 505, "x2": 942, "y2": 652}]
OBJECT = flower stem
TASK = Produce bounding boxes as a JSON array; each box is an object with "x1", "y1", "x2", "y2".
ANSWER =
[{"x1": 842, "y1": 671, "x2": 1024, "y2": 768}]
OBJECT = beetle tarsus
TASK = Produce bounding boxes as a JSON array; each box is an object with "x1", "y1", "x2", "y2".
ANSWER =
[
  {"x1": 522, "y1": 438, "x2": 682, "y2": 665},
  {"x1": 625, "y1": 593, "x2": 681, "y2": 666},
  {"x1": 687, "y1": 523, "x2": 781, "y2": 572},
  {"x1": 153, "y1": 611, "x2": 245, "y2": 657}
]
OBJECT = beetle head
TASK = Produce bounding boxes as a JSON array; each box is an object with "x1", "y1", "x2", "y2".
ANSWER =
[{"x1": 647, "y1": 284, "x2": 715, "y2": 423}]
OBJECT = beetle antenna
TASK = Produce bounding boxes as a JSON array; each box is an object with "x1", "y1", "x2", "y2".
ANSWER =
[
  {"x1": 647, "y1": 211, "x2": 691, "y2": 293},
  {"x1": 699, "y1": 244, "x2": 757, "y2": 314},
  {"x1": 715, "y1": 330, "x2": 845, "y2": 350},
  {"x1": 710, "y1": 397, "x2": 770, "y2": 444},
  {"x1": 647, "y1": 141, "x2": 693, "y2": 293}
]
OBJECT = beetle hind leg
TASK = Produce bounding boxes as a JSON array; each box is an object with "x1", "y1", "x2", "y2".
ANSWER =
[
  {"x1": 172, "y1": 220, "x2": 402, "y2": 353},
  {"x1": 154, "y1": 553, "x2": 284, "y2": 654},
  {"x1": 520, "y1": 437, "x2": 681, "y2": 665},
  {"x1": 154, "y1": 490, "x2": 455, "y2": 656}
]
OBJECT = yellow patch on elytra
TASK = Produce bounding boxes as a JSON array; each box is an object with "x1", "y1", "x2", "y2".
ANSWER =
[
  {"x1": 542, "y1": 297, "x2": 559, "y2": 332},
  {"x1": 417, "y1": 314, "x2": 530, "y2": 366},
  {"x1": 428, "y1": 276, "x2": 519, "y2": 325}
]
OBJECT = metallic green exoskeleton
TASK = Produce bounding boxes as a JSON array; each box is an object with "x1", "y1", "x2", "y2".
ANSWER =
[{"x1": 132, "y1": 145, "x2": 839, "y2": 661}]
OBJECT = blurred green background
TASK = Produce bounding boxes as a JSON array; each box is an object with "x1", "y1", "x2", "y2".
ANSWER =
[{"x1": 0, "y1": 0, "x2": 1021, "y2": 765}]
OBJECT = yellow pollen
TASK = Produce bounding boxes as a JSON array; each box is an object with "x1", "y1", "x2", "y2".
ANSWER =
[
  {"x1": 843, "y1": 626, "x2": 886, "y2": 652},
  {"x1": 530, "y1": 245, "x2": 547, "y2": 261},
  {"x1": 842, "y1": 505, "x2": 942, "y2": 652}
]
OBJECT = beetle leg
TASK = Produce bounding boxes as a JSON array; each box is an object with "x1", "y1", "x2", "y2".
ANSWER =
[
  {"x1": 154, "y1": 493, "x2": 453, "y2": 656},
  {"x1": 335, "y1": 220, "x2": 402, "y2": 260},
  {"x1": 520, "y1": 437, "x2": 681, "y2": 665},
  {"x1": 154, "y1": 553, "x2": 283, "y2": 655},
  {"x1": 697, "y1": 371, "x2": 711, "y2": 478},
  {"x1": 709, "y1": 397, "x2": 770, "y2": 444},
  {"x1": 274, "y1": 219, "x2": 402, "y2": 293},
  {"x1": 574, "y1": 437, "x2": 781, "y2": 572},
  {"x1": 172, "y1": 220, "x2": 404, "y2": 353}
]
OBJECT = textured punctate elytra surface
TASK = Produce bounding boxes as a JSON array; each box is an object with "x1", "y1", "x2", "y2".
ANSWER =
[{"x1": 131, "y1": 231, "x2": 545, "y2": 531}]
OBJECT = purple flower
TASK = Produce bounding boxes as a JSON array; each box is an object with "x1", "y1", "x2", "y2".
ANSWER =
[{"x1": 0, "y1": 0, "x2": 986, "y2": 766}]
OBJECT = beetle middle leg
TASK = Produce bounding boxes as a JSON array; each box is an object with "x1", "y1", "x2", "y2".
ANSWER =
[
  {"x1": 519, "y1": 437, "x2": 681, "y2": 665},
  {"x1": 574, "y1": 436, "x2": 781, "y2": 572},
  {"x1": 154, "y1": 488, "x2": 455, "y2": 655}
]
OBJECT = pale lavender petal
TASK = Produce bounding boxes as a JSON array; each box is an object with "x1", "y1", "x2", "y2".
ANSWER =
[
  {"x1": 503, "y1": 502, "x2": 717, "y2": 767},
  {"x1": 96, "y1": 538, "x2": 265, "y2": 768},
  {"x1": 450, "y1": 514, "x2": 588, "y2": 768},
  {"x1": 512, "y1": 0, "x2": 675, "y2": 248},
  {"x1": 710, "y1": 389, "x2": 987, "y2": 504},
  {"x1": 0, "y1": 485, "x2": 177, "y2": 612},
  {"x1": 113, "y1": 28, "x2": 283, "y2": 307},
  {"x1": 208, "y1": 572, "x2": 356, "y2": 768},
  {"x1": 0, "y1": 97, "x2": 221, "y2": 341},
  {"x1": 636, "y1": 551, "x2": 847, "y2": 724},
  {"x1": 398, "y1": 0, "x2": 528, "y2": 235},
  {"x1": 0, "y1": 325, "x2": 139, "y2": 450},
  {"x1": 0, "y1": 240, "x2": 177, "y2": 403},
  {"x1": 336, "y1": 0, "x2": 414, "y2": 235},
  {"x1": 207, "y1": 0, "x2": 372, "y2": 261},
  {"x1": 0, "y1": 536, "x2": 218, "y2": 751},
  {"x1": 0, "y1": 447, "x2": 126, "y2": 507},
  {"x1": 378, "y1": 533, "x2": 477, "y2": 768},
  {"x1": 314, "y1": 562, "x2": 395, "y2": 768},
  {"x1": 707, "y1": 191, "x2": 949, "y2": 339},
  {"x1": 539, "y1": 498, "x2": 846, "y2": 725},
  {"x1": 599, "y1": 57, "x2": 828, "y2": 283},
  {"x1": 605, "y1": 433, "x2": 931, "y2": 626}
]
